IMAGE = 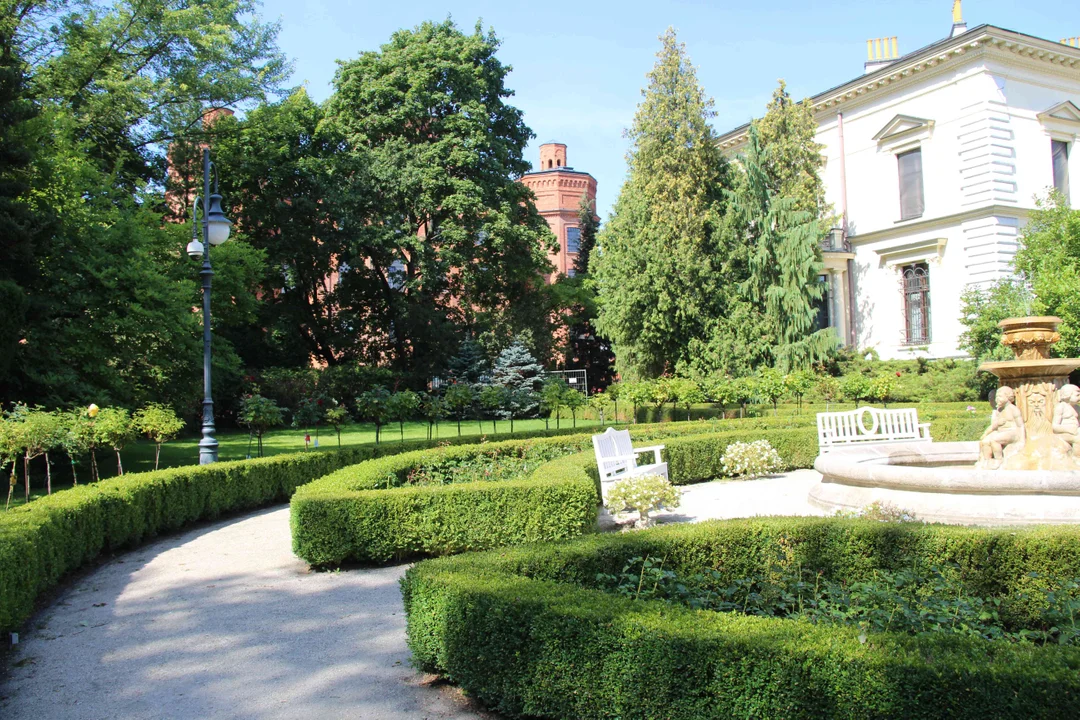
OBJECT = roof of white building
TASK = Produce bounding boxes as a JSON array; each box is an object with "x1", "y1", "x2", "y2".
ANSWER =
[{"x1": 716, "y1": 24, "x2": 1080, "y2": 151}]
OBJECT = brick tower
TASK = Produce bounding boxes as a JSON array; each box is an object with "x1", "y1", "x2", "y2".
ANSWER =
[{"x1": 519, "y1": 143, "x2": 598, "y2": 279}]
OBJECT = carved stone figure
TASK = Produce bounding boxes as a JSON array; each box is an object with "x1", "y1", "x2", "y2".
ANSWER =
[
  {"x1": 1053, "y1": 384, "x2": 1080, "y2": 457},
  {"x1": 979, "y1": 386, "x2": 1025, "y2": 469}
]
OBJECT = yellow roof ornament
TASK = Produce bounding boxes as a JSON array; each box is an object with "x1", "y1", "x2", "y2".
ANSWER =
[{"x1": 952, "y1": 0, "x2": 962, "y2": 24}]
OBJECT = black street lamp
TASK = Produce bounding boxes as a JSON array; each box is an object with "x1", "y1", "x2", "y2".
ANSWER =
[{"x1": 186, "y1": 148, "x2": 232, "y2": 464}]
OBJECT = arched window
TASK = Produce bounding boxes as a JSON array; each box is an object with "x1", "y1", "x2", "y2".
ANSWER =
[
  {"x1": 902, "y1": 262, "x2": 931, "y2": 344},
  {"x1": 557, "y1": 159, "x2": 562, "y2": 167},
  {"x1": 548, "y1": 159, "x2": 553, "y2": 168}
]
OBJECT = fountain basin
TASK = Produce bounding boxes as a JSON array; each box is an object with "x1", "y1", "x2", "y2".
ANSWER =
[{"x1": 811, "y1": 442, "x2": 1080, "y2": 525}]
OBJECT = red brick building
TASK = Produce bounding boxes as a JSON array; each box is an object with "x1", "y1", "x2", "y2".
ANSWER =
[{"x1": 518, "y1": 143, "x2": 598, "y2": 279}]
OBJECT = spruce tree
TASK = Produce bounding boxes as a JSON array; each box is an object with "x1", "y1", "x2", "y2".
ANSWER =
[
  {"x1": 591, "y1": 28, "x2": 728, "y2": 379},
  {"x1": 491, "y1": 337, "x2": 545, "y2": 417},
  {"x1": 446, "y1": 338, "x2": 491, "y2": 389}
]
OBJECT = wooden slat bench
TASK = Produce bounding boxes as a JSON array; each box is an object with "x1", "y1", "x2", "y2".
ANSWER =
[
  {"x1": 816, "y1": 406, "x2": 932, "y2": 453},
  {"x1": 592, "y1": 428, "x2": 668, "y2": 500}
]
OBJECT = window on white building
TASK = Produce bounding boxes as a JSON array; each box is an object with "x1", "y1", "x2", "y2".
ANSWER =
[
  {"x1": 902, "y1": 262, "x2": 931, "y2": 345},
  {"x1": 897, "y1": 148, "x2": 924, "y2": 220},
  {"x1": 566, "y1": 226, "x2": 581, "y2": 254},
  {"x1": 1052, "y1": 140, "x2": 1070, "y2": 200}
]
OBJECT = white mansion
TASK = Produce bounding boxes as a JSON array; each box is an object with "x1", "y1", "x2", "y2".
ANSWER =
[{"x1": 717, "y1": 15, "x2": 1080, "y2": 359}]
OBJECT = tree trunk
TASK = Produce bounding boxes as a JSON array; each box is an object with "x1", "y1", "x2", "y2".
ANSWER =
[
  {"x1": 6, "y1": 461, "x2": 15, "y2": 510},
  {"x1": 45, "y1": 452, "x2": 52, "y2": 494},
  {"x1": 155, "y1": 443, "x2": 162, "y2": 471},
  {"x1": 91, "y1": 450, "x2": 99, "y2": 482},
  {"x1": 70, "y1": 455, "x2": 78, "y2": 486},
  {"x1": 571, "y1": 410, "x2": 577, "y2": 428},
  {"x1": 116, "y1": 449, "x2": 123, "y2": 476},
  {"x1": 492, "y1": 418, "x2": 497, "y2": 434},
  {"x1": 400, "y1": 421, "x2": 405, "y2": 443}
]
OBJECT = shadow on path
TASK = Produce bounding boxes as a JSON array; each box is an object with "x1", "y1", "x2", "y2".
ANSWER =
[{"x1": 0, "y1": 505, "x2": 494, "y2": 720}]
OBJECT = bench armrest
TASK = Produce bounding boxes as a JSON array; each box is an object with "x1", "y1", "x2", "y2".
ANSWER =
[{"x1": 632, "y1": 445, "x2": 664, "y2": 464}]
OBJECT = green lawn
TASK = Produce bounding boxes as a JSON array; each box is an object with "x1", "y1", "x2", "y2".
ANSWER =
[{"x1": 3, "y1": 416, "x2": 607, "y2": 509}]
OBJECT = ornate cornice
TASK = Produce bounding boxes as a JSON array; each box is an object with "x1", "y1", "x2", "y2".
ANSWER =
[{"x1": 716, "y1": 25, "x2": 1080, "y2": 152}]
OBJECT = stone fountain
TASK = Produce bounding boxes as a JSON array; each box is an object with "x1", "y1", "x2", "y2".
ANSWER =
[
  {"x1": 809, "y1": 317, "x2": 1080, "y2": 525},
  {"x1": 976, "y1": 317, "x2": 1080, "y2": 471}
]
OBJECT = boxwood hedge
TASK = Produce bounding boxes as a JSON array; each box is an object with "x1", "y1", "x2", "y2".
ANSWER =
[
  {"x1": 403, "y1": 518, "x2": 1080, "y2": 719},
  {"x1": 0, "y1": 421, "x2": 703, "y2": 636},
  {"x1": 291, "y1": 413, "x2": 983, "y2": 568}
]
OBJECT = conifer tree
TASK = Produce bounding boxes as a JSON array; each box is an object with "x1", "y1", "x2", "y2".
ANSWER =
[
  {"x1": 561, "y1": 195, "x2": 615, "y2": 391},
  {"x1": 446, "y1": 338, "x2": 491, "y2": 389},
  {"x1": 730, "y1": 126, "x2": 835, "y2": 371},
  {"x1": 491, "y1": 337, "x2": 545, "y2": 417},
  {"x1": 591, "y1": 28, "x2": 728, "y2": 379},
  {"x1": 574, "y1": 195, "x2": 600, "y2": 276},
  {"x1": 753, "y1": 80, "x2": 828, "y2": 220}
]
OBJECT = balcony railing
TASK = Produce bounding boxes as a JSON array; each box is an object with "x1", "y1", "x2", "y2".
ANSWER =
[{"x1": 821, "y1": 227, "x2": 852, "y2": 253}]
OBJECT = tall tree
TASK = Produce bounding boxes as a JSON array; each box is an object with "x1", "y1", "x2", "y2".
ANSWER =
[
  {"x1": 0, "y1": 8, "x2": 43, "y2": 382},
  {"x1": 752, "y1": 80, "x2": 828, "y2": 220},
  {"x1": 23, "y1": 0, "x2": 289, "y2": 189},
  {"x1": 323, "y1": 19, "x2": 556, "y2": 380},
  {"x1": 591, "y1": 28, "x2": 729, "y2": 379},
  {"x1": 574, "y1": 194, "x2": 600, "y2": 276},
  {"x1": 729, "y1": 126, "x2": 835, "y2": 371},
  {"x1": 0, "y1": 0, "x2": 284, "y2": 411},
  {"x1": 207, "y1": 89, "x2": 357, "y2": 368},
  {"x1": 558, "y1": 194, "x2": 614, "y2": 391}
]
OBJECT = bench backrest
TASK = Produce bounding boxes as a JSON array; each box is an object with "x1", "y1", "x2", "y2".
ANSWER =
[
  {"x1": 817, "y1": 406, "x2": 923, "y2": 447},
  {"x1": 592, "y1": 427, "x2": 633, "y2": 477}
]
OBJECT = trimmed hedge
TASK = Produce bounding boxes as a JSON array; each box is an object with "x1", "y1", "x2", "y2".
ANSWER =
[
  {"x1": 402, "y1": 518, "x2": 1080, "y2": 719},
  {"x1": 0, "y1": 420, "x2": 704, "y2": 636},
  {"x1": 290, "y1": 413, "x2": 982, "y2": 568},
  {"x1": 290, "y1": 425, "x2": 828, "y2": 566}
]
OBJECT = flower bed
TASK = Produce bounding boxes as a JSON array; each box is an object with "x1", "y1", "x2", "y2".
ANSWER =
[{"x1": 402, "y1": 518, "x2": 1080, "y2": 719}]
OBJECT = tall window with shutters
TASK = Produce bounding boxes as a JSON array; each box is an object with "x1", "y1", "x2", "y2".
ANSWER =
[
  {"x1": 902, "y1": 262, "x2": 931, "y2": 345},
  {"x1": 1053, "y1": 140, "x2": 1070, "y2": 202},
  {"x1": 897, "y1": 148, "x2": 925, "y2": 220}
]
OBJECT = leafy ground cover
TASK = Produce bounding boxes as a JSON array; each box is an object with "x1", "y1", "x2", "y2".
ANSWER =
[{"x1": 596, "y1": 554, "x2": 1080, "y2": 646}]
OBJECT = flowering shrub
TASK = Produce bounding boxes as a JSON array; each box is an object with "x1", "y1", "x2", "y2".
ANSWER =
[
  {"x1": 836, "y1": 501, "x2": 919, "y2": 523},
  {"x1": 606, "y1": 474, "x2": 680, "y2": 526},
  {"x1": 720, "y1": 439, "x2": 783, "y2": 479}
]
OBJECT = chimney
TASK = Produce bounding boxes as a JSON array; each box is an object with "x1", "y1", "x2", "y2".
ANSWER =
[
  {"x1": 1063, "y1": 38, "x2": 1080, "y2": 48},
  {"x1": 950, "y1": 0, "x2": 967, "y2": 37},
  {"x1": 864, "y1": 37, "x2": 900, "y2": 74},
  {"x1": 539, "y1": 142, "x2": 567, "y2": 171}
]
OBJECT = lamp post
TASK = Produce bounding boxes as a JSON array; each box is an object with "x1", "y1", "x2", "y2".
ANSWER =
[{"x1": 186, "y1": 148, "x2": 232, "y2": 464}]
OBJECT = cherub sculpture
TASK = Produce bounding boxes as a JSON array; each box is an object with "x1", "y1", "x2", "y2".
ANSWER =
[
  {"x1": 979, "y1": 386, "x2": 1025, "y2": 469},
  {"x1": 1053, "y1": 383, "x2": 1080, "y2": 457}
]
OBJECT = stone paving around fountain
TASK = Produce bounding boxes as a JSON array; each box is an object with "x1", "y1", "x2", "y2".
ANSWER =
[{"x1": 0, "y1": 472, "x2": 825, "y2": 720}]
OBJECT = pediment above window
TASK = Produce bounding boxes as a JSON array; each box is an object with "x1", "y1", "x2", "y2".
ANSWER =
[
  {"x1": 1038, "y1": 101, "x2": 1080, "y2": 139},
  {"x1": 873, "y1": 114, "x2": 934, "y2": 152}
]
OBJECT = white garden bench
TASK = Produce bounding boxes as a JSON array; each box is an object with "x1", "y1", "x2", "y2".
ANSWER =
[
  {"x1": 816, "y1": 406, "x2": 932, "y2": 453},
  {"x1": 592, "y1": 428, "x2": 668, "y2": 499}
]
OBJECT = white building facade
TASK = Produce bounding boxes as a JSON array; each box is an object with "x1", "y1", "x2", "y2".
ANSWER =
[{"x1": 718, "y1": 23, "x2": 1080, "y2": 360}]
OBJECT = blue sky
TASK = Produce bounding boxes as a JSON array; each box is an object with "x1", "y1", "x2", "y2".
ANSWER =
[{"x1": 258, "y1": 0, "x2": 1062, "y2": 217}]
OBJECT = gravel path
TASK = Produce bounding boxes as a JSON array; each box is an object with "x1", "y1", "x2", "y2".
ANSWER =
[
  {"x1": 1, "y1": 471, "x2": 825, "y2": 719},
  {"x1": 0, "y1": 506, "x2": 491, "y2": 720}
]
